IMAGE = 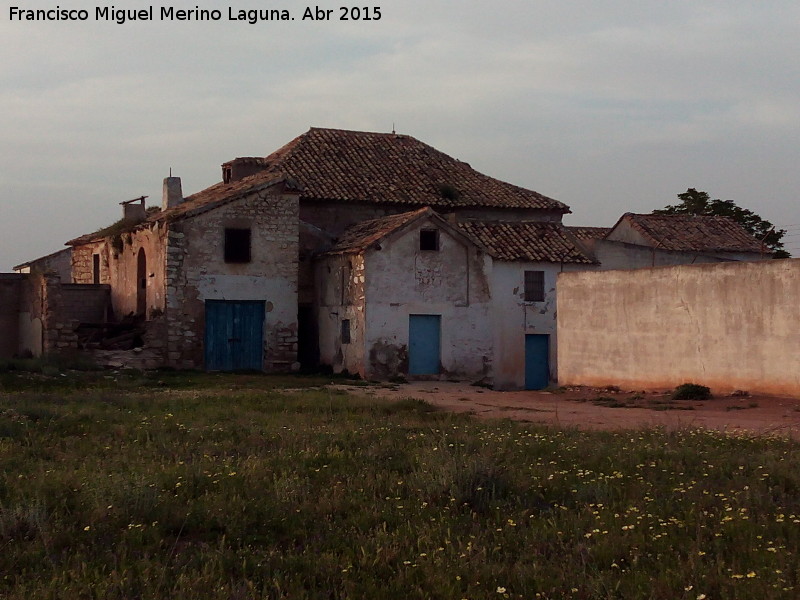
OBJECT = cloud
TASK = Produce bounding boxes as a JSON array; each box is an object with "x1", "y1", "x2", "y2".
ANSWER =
[{"x1": 1, "y1": 1, "x2": 799, "y2": 267}]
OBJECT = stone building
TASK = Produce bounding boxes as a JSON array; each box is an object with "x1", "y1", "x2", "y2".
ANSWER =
[
  {"x1": 67, "y1": 174, "x2": 301, "y2": 370},
  {"x1": 58, "y1": 127, "x2": 593, "y2": 385},
  {"x1": 7, "y1": 127, "x2": 771, "y2": 388}
]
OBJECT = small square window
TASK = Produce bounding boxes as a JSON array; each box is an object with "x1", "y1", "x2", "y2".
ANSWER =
[
  {"x1": 224, "y1": 228, "x2": 251, "y2": 263},
  {"x1": 524, "y1": 270, "x2": 545, "y2": 302},
  {"x1": 341, "y1": 319, "x2": 351, "y2": 344},
  {"x1": 420, "y1": 229, "x2": 439, "y2": 251}
]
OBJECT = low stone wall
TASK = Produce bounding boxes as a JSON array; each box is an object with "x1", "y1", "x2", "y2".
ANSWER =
[{"x1": 557, "y1": 259, "x2": 800, "y2": 397}]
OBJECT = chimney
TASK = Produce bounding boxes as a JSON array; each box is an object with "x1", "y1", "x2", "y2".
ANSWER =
[
  {"x1": 222, "y1": 157, "x2": 269, "y2": 183},
  {"x1": 121, "y1": 196, "x2": 147, "y2": 223},
  {"x1": 162, "y1": 176, "x2": 182, "y2": 210}
]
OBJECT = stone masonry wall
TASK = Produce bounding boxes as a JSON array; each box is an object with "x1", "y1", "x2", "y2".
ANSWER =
[
  {"x1": 39, "y1": 274, "x2": 81, "y2": 354},
  {"x1": 164, "y1": 186, "x2": 300, "y2": 370}
]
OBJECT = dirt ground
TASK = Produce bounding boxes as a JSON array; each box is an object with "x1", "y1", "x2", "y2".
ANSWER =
[{"x1": 330, "y1": 381, "x2": 800, "y2": 439}]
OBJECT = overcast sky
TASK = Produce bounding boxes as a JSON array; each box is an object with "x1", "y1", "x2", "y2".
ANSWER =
[{"x1": 2, "y1": 0, "x2": 799, "y2": 269}]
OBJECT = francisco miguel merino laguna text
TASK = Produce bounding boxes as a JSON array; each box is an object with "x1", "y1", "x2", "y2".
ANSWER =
[{"x1": 8, "y1": 5, "x2": 382, "y2": 24}]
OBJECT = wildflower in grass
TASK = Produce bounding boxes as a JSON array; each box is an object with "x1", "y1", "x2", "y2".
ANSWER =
[{"x1": 496, "y1": 587, "x2": 506, "y2": 593}]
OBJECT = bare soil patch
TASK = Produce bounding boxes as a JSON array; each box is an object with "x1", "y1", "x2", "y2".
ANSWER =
[{"x1": 330, "y1": 381, "x2": 800, "y2": 438}]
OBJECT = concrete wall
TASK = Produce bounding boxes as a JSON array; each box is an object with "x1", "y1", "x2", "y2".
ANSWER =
[
  {"x1": 557, "y1": 259, "x2": 800, "y2": 396},
  {"x1": 595, "y1": 239, "x2": 764, "y2": 271},
  {"x1": 164, "y1": 185, "x2": 300, "y2": 370},
  {"x1": 491, "y1": 261, "x2": 596, "y2": 389},
  {"x1": 0, "y1": 274, "x2": 24, "y2": 358},
  {"x1": 362, "y1": 218, "x2": 493, "y2": 381}
]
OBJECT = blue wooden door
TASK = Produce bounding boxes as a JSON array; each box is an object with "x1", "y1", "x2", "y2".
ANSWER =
[
  {"x1": 205, "y1": 300, "x2": 264, "y2": 371},
  {"x1": 525, "y1": 334, "x2": 550, "y2": 390},
  {"x1": 408, "y1": 315, "x2": 441, "y2": 375}
]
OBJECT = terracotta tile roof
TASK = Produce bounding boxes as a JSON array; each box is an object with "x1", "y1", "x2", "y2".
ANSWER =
[
  {"x1": 256, "y1": 127, "x2": 569, "y2": 212},
  {"x1": 324, "y1": 208, "x2": 434, "y2": 255},
  {"x1": 457, "y1": 221, "x2": 595, "y2": 263},
  {"x1": 67, "y1": 127, "x2": 568, "y2": 247},
  {"x1": 618, "y1": 213, "x2": 764, "y2": 253},
  {"x1": 566, "y1": 226, "x2": 611, "y2": 240}
]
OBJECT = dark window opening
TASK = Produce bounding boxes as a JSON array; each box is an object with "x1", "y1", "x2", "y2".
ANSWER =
[
  {"x1": 341, "y1": 319, "x2": 351, "y2": 344},
  {"x1": 225, "y1": 228, "x2": 251, "y2": 263},
  {"x1": 420, "y1": 229, "x2": 439, "y2": 251},
  {"x1": 92, "y1": 254, "x2": 100, "y2": 284},
  {"x1": 223, "y1": 167, "x2": 232, "y2": 184},
  {"x1": 524, "y1": 270, "x2": 545, "y2": 302}
]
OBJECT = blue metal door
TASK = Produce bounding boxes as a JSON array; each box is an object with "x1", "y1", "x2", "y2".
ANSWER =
[
  {"x1": 408, "y1": 314, "x2": 441, "y2": 375},
  {"x1": 525, "y1": 334, "x2": 550, "y2": 390},
  {"x1": 205, "y1": 300, "x2": 264, "y2": 371}
]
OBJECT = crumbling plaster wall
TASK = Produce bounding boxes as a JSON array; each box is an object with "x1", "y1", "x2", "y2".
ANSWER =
[
  {"x1": 491, "y1": 261, "x2": 597, "y2": 390},
  {"x1": 109, "y1": 226, "x2": 167, "y2": 318},
  {"x1": 71, "y1": 227, "x2": 167, "y2": 319},
  {"x1": 363, "y1": 220, "x2": 493, "y2": 381},
  {"x1": 557, "y1": 259, "x2": 800, "y2": 396},
  {"x1": 164, "y1": 187, "x2": 299, "y2": 370},
  {"x1": 315, "y1": 254, "x2": 366, "y2": 376}
]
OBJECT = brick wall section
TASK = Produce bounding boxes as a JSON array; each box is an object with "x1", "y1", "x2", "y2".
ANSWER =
[
  {"x1": 60, "y1": 284, "x2": 110, "y2": 324},
  {"x1": 164, "y1": 186, "x2": 300, "y2": 370}
]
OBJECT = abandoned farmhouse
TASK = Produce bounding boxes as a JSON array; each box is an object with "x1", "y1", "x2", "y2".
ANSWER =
[{"x1": 1, "y1": 128, "x2": 777, "y2": 390}]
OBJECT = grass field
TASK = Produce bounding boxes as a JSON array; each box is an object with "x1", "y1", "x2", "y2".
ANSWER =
[{"x1": 1, "y1": 368, "x2": 800, "y2": 599}]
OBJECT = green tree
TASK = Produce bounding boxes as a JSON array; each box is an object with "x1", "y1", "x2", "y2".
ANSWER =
[{"x1": 654, "y1": 188, "x2": 790, "y2": 258}]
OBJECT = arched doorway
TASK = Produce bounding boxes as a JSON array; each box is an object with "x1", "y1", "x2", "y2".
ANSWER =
[{"x1": 136, "y1": 248, "x2": 147, "y2": 316}]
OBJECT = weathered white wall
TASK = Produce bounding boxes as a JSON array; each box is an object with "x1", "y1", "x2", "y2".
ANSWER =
[
  {"x1": 363, "y1": 219, "x2": 493, "y2": 381},
  {"x1": 557, "y1": 259, "x2": 800, "y2": 396},
  {"x1": 491, "y1": 261, "x2": 596, "y2": 389}
]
